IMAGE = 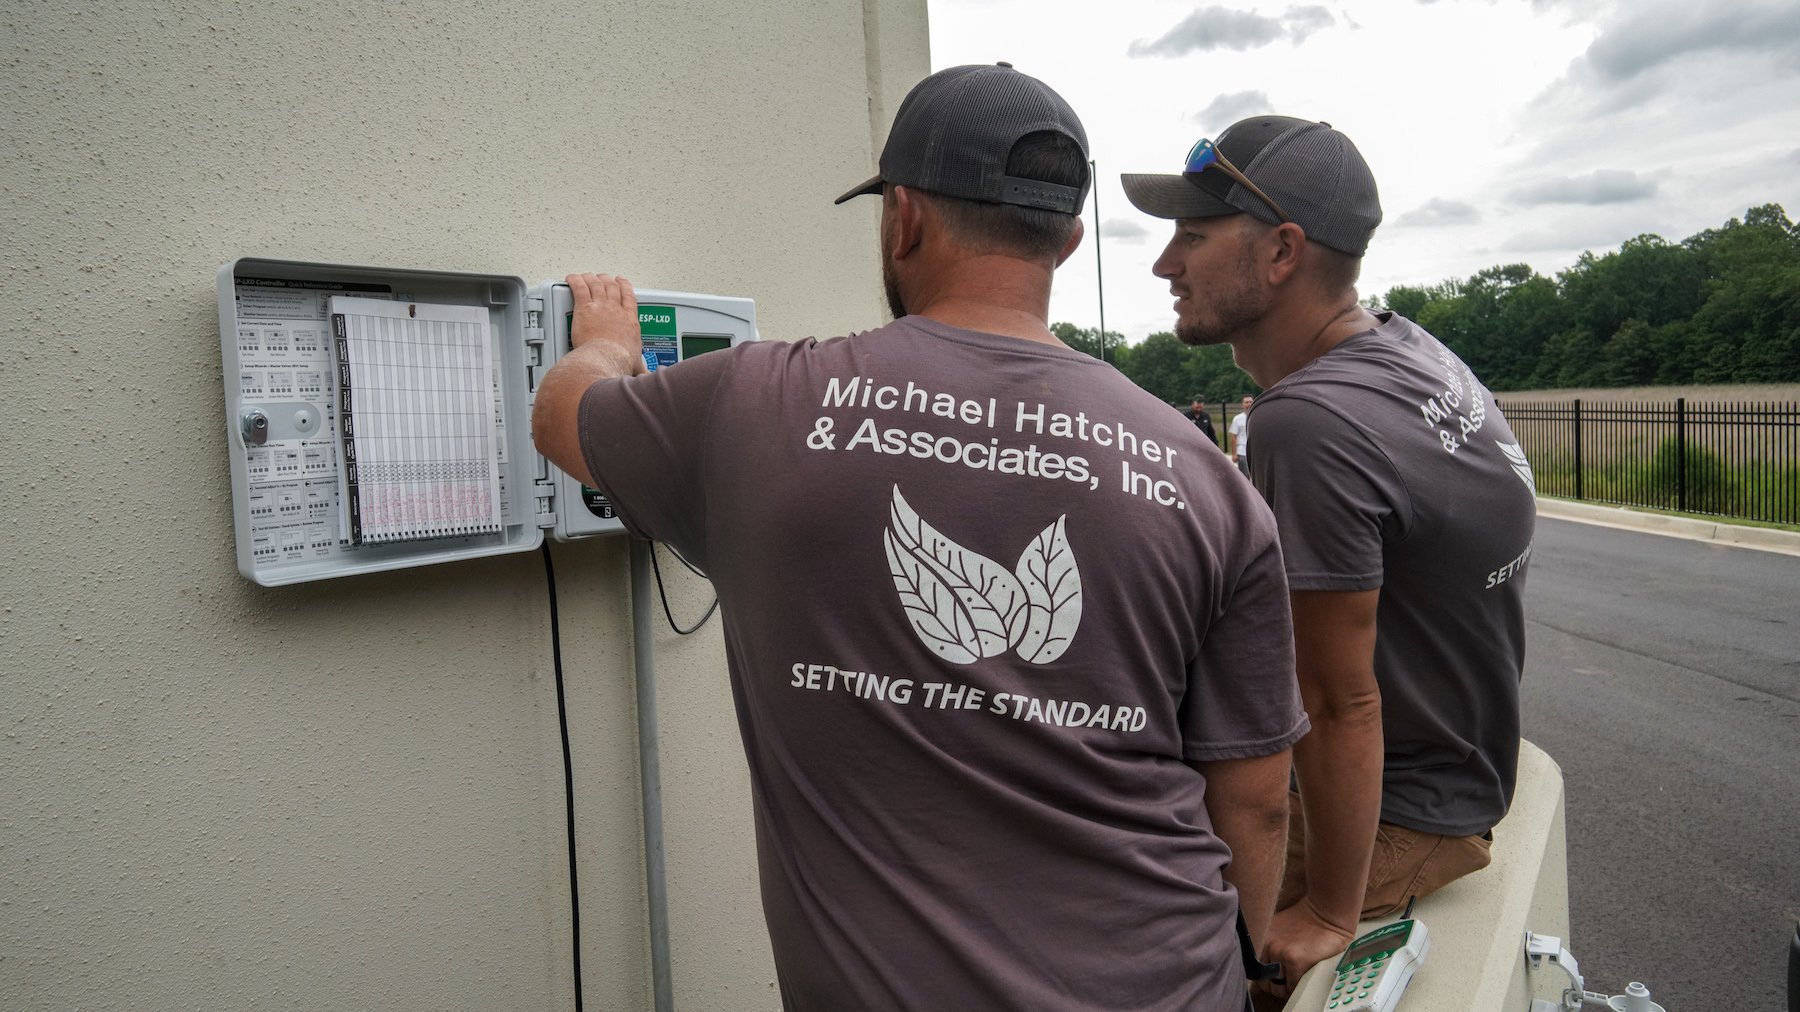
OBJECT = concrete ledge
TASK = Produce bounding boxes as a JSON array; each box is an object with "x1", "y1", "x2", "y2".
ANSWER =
[
  {"x1": 1536, "y1": 497, "x2": 1800, "y2": 556},
  {"x1": 1283, "y1": 740, "x2": 1569, "y2": 1010}
]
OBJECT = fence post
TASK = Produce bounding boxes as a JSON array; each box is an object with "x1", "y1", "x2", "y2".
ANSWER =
[
  {"x1": 1573, "y1": 398, "x2": 1583, "y2": 501},
  {"x1": 1676, "y1": 397, "x2": 1686, "y2": 513}
]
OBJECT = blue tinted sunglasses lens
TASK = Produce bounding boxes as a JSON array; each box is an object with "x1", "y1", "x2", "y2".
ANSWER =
[{"x1": 1184, "y1": 138, "x2": 1221, "y2": 174}]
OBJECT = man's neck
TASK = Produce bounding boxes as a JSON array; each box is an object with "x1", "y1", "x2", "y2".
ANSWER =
[
  {"x1": 1232, "y1": 300, "x2": 1380, "y2": 388},
  {"x1": 915, "y1": 301, "x2": 1058, "y2": 345},
  {"x1": 905, "y1": 254, "x2": 1059, "y2": 346}
]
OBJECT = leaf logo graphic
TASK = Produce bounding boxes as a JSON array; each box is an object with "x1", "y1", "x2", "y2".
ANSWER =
[
  {"x1": 884, "y1": 486, "x2": 1082, "y2": 666},
  {"x1": 1014, "y1": 515, "x2": 1081, "y2": 663},
  {"x1": 1498, "y1": 440, "x2": 1536, "y2": 493}
]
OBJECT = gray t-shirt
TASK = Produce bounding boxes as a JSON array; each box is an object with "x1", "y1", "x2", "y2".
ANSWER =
[
  {"x1": 1249, "y1": 313, "x2": 1536, "y2": 837},
  {"x1": 579, "y1": 315, "x2": 1307, "y2": 1010}
]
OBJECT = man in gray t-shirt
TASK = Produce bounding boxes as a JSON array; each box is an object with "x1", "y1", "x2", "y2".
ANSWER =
[
  {"x1": 1123, "y1": 117, "x2": 1535, "y2": 998},
  {"x1": 533, "y1": 66, "x2": 1307, "y2": 1010}
]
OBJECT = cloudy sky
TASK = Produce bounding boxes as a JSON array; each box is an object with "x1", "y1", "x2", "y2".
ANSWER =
[{"x1": 926, "y1": 0, "x2": 1800, "y2": 345}]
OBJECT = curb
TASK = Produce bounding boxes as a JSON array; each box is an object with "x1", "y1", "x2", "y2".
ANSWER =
[{"x1": 1535, "y1": 498, "x2": 1800, "y2": 557}]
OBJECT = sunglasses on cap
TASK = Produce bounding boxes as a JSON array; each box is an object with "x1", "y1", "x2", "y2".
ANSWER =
[{"x1": 1183, "y1": 138, "x2": 1292, "y2": 224}]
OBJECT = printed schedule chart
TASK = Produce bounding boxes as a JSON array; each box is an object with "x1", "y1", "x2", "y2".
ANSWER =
[
  {"x1": 228, "y1": 277, "x2": 514, "y2": 575},
  {"x1": 328, "y1": 296, "x2": 503, "y2": 546}
]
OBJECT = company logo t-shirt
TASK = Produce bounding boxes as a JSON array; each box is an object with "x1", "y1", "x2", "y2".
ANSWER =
[
  {"x1": 580, "y1": 315, "x2": 1307, "y2": 1010},
  {"x1": 1249, "y1": 313, "x2": 1536, "y2": 837}
]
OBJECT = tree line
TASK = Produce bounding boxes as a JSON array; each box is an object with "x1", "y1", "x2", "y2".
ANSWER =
[{"x1": 1056, "y1": 203, "x2": 1800, "y2": 403}]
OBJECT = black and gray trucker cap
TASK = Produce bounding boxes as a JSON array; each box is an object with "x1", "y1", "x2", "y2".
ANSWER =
[
  {"x1": 1121, "y1": 116, "x2": 1381, "y2": 256},
  {"x1": 834, "y1": 62, "x2": 1090, "y2": 214}
]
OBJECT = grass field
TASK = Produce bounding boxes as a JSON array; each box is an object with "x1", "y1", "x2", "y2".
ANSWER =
[
  {"x1": 1494, "y1": 383, "x2": 1800, "y2": 403},
  {"x1": 1492, "y1": 387, "x2": 1799, "y2": 525}
]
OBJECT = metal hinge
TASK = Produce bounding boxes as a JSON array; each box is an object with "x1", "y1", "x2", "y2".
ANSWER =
[
  {"x1": 533, "y1": 475, "x2": 557, "y2": 530},
  {"x1": 524, "y1": 296, "x2": 547, "y2": 373}
]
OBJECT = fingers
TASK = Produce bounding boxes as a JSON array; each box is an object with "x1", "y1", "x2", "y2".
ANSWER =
[
  {"x1": 563, "y1": 273, "x2": 645, "y2": 370},
  {"x1": 1251, "y1": 968, "x2": 1294, "y2": 1001},
  {"x1": 564, "y1": 272, "x2": 637, "y2": 312},
  {"x1": 1257, "y1": 900, "x2": 1355, "y2": 1001}
]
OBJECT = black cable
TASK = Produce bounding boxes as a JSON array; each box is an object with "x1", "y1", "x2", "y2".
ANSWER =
[
  {"x1": 540, "y1": 537, "x2": 704, "y2": 1012},
  {"x1": 540, "y1": 543, "x2": 584, "y2": 1012},
  {"x1": 649, "y1": 542, "x2": 719, "y2": 635}
]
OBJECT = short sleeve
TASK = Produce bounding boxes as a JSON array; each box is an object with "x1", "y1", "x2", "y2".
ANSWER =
[
  {"x1": 1248, "y1": 396, "x2": 1407, "y2": 591},
  {"x1": 577, "y1": 347, "x2": 737, "y2": 561},
  {"x1": 1181, "y1": 536, "x2": 1309, "y2": 762}
]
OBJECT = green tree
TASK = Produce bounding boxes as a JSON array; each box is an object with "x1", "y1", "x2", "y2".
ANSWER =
[
  {"x1": 1374, "y1": 279, "x2": 1459, "y2": 320},
  {"x1": 1601, "y1": 318, "x2": 1656, "y2": 386},
  {"x1": 1377, "y1": 270, "x2": 1561, "y2": 390},
  {"x1": 1559, "y1": 235, "x2": 1704, "y2": 338},
  {"x1": 1181, "y1": 342, "x2": 1258, "y2": 403},
  {"x1": 1686, "y1": 204, "x2": 1800, "y2": 382},
  {"x1": 1530, "y1": 326, "x2": 1606, "y2": 389},
  {"x1": 1648, "y1": 320, "x2": 1702, "y2": 384},
  {"x1": 1050, "y1": 321, "x2": 1127, "y2": 363},
  {"x1": 1379, "y1": 203, "x2": 1799, "y2": 389},
  {"x1": 1117, "y1": 331, "x2": 1193, "y2": 402}
]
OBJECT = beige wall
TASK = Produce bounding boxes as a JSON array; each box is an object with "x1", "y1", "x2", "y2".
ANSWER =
[{"x1": 0, "y1": 1, "x2": 928, "y2": 1008}]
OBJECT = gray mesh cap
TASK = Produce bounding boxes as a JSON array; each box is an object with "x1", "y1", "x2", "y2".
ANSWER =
[
  {"x1": 1121, "y1": 116, "x2": 1382, "y2": 256},
  {"x1": 834, "y1": 63, "x2": 1090, "y2": 214}
]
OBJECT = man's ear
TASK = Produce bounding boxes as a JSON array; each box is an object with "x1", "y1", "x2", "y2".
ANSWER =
[
  {"x1": 1054, "y1": 216, "x2": 1085, "y2": 268},
  {"x1": 887, "y1": 185, "x2": 926, "y2": 260},
  {"x1": 1264, "y1": 221, "x2": 1308, "y2": 286}
]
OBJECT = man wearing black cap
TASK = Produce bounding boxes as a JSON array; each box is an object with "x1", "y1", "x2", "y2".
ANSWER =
[
  {"x1": 1123, "y1": 118, "x2": 1537, "y2": 998},
  {"x1": 534, "y1": 66, "x2": 1308, "y2": 1010}
]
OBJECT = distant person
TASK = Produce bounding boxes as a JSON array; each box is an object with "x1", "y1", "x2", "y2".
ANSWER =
[
  {"x1": 1123, "y1": 116, "x2": 1537, "y2": 999},
  {"x1": 534, "y1": 65, "x2": 1308, "y2": 1010},
  {"x1": 1185, "y1": 396, "x2": 1219, "y2": 445},
  {"x1": 1227, "y1": 395, "x2": 1253, "y2": 476}
]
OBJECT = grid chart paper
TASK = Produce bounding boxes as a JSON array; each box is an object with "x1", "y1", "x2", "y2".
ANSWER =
[{"x1": 329, "y1": 296, "x2": 504, "y2": 545}]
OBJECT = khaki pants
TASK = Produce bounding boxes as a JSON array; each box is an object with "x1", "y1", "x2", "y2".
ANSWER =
[{"x1": 1276, "y1": 791, "x2": 1493, "y2": 919}]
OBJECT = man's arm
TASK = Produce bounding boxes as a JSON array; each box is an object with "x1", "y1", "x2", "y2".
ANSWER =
[
  {"x1": 530, "y1": 273, "x2": 648, "y2": 486},
  {"x1": 1191, "y1": 748, "x2": 1292, "y2": 946},
  {"x1": 1261, "y1": 588, "x2": 1383, "y2": 994}
]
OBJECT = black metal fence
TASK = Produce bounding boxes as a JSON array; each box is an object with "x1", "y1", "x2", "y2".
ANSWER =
[{"x1": 1496, "y1": 398, "x2": 1800, "y2": 526}]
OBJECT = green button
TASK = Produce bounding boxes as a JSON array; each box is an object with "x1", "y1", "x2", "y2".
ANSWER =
[{"x1": 1356, "y1": 956, "x2": 1372, "y2": 966}]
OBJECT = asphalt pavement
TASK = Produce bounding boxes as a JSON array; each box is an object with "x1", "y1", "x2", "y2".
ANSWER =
[{"x1": 1522, "y1": 504, "x2": 1800, "y2": 1011}]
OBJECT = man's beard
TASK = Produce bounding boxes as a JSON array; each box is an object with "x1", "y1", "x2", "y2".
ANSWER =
[
  {"x1": 882, "y1": 252, "x2": 907, "y2": 319},
  {"x1": 881, "y1": 222, "x2": 907, "y2": 319},
  {"x1": 1175, "y1": 241, "x2": 1268, "y2": 347}
]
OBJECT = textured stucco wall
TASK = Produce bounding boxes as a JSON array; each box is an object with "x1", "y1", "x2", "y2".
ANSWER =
[{"x1": 0, "y1": 1, "x2": 928, "y2": 1008}]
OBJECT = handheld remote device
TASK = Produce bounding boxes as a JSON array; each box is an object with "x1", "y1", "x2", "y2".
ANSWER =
[{"x1": 1324, "y1": 915, "x2": 1429, "y2": 1011}]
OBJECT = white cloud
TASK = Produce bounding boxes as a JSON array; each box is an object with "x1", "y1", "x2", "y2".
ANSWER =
[
  {"x1": 1127, "y1": 6, "x2": 1334, "y2": 57},
  {"x1": 1394, "y1": 198, "x2": 1480, "y2": 227},
  {"x1": 1580, "y1": 0, "x2": 1800, "y2": 83},
  {"x1": 1193, "y1": 91, "x2": 1274, "y2": 129},
  {"x1": 1508, "y1": 170, "x2": 1658, "y2": 206},
  {"x1": 1099, "y1": 217, "x2": 1153, "y2": 242},
  {"x1": 928, "y1": 0, "x2": 1800, "y2": 342}
]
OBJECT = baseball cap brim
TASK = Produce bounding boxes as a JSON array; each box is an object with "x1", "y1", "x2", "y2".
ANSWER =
[
  {"x1": 1120, "y1": 172, "x2": 1239, "y2": 220},
  {"x1": 834, "y1": 174, "x2": 883, "y2": 205}
]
